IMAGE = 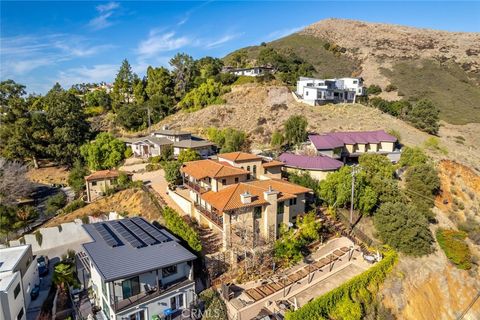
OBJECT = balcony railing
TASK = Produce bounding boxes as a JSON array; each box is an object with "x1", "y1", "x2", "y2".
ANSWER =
[
  {"x1": 112, "y1": 277, "x2": 193, "y2": 312},
  {"x1": 194, "y1": 204, "x2": 223, "y2": 228},
  {"x1": 184, "y1": 179, "x2": 210, "y2": 194}
]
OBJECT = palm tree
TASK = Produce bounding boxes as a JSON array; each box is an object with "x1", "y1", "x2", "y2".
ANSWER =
[{"x1": 53, "y1": 263, "x2": 76, "y2": 292}]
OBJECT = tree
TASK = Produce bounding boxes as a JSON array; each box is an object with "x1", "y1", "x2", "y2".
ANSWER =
[
  {"x1": 44, "y1": 88, "x2": 90, "y2": 165},
  {"x1": 271, "y1": 131, "x2": 285, "y2": 148},
  {"x1": 374, "y1": 202, "x2": 434, "y2": 256},
  {"x1": 404, "y1": 163, "x2": 439, "y2": 220},
  {"x1": 163, "y1": 161, "x2": 182, "y2": 185},
  {"x1": 53, "y1": 263, "x2": 77, "y2": 292},
  {"x1": 170, "y1": 53, "x2": 197, "y2": 99},
  {"x1": 0, "y1": 159, "x2": 33, "y2": 206},
  {"x1": 133, "y1": 77, "x2": 147, "y2": 104},
  {"x1": 112, "y1": 59, "x2": 136, "y2": 109},
  {"x1": 284, "y1": 115, "x2": 308, "y2": 146},
  {"x1": 145, "y1": 66, "x2": 174, "y2": 98},
  {"x1": 15, "y1": 206, "x2": 38, "y2": 231},
  {"x1": 297, "y1": 212, "x2": 321, "y2": 241},
  {"x1": 178, "y1": 79, "x2": 227, "y2": 111},
  {"x1": 399, "y1": 146, "x2": 429, "y2": 167},
  {"x1": 115, "y1": 104, "x2": 147, "y2": 131},
  {"x1": 224, "y1": 50, "x2": 248, "y2": 68},
  {"x1": 405, "y1": 99, "x2": 440, "y2": 135},
  {"x1": 287, "y1": 171, "x2": 319, "y2": 195},
  {"x1": 68, "y1": 159, "x2": 90, "y2": 195},
  {"x1": 46, "y1": 192, "x2": 67, "y2": 216},
  {"x1": 177, "y1": 149, "x2": 200, "y2": 163},
  {"x1": 0, "y1": 80, "x2": 26, "y2": 107},
  {"x1": 207, "y1": 127, "x2": 248, "y2": 153},
  {"x1": 85, "y1": 90, "x2": 111, "y2": 110},
  {"x1": 358, "y1": 154, "x2": 395, "y2": 182},
  {"x1": 0, "y1": 204, "x2": 19, "y2": 238},
  {"x1": 274, "y1": 225, "x2": 304, "y2": 266},
  {"x1": 80, "y1": 133, "x2": 126, "y2": 170}
]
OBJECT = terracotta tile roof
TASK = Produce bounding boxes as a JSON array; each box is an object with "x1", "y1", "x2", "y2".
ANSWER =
[
  {"x1": 202, "y1": 179, "x2": 311, "y2": 212},
  {"x1": 85, "y1": 170, "x2": 132, "y2": 181},
  {"x1": 247, "y1": 179, "x2": 312, "y2": 195},
  {"x1": 262, "y1": 160, "x2": 284, "y2": 168},
  {"x1": 181, "y1": 159, "x2": 249, "y2": 180},
  {"x1": 218, "y1": 152, "x2": 262, "y2": 162}
]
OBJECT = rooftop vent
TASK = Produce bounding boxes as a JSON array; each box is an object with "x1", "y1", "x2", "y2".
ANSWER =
[{"x1": 240, "y1": 191, "x2": 252, "y2": 204}]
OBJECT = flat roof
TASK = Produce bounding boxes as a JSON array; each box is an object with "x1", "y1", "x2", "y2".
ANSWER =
[
  {"x1": 82, "y1": 217, "x2": 196, "y2": 281},
  {"x1": 0, "y1": 245, "x2": 30, "y2": 273},
  {"x1": 0, "y1": 271, "x2": 20, "y2": 291}
]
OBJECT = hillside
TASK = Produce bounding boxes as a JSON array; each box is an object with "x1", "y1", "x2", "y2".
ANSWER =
[
  {"x1": 158, "y1": 84, "x2": 480, "y2": 172},
  {"x1": 225, "y1": 19, "x2": 480, "y2": 124}
]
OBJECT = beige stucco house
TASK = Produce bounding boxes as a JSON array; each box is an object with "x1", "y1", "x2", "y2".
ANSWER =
[
  {"x1": 85, "y1": 170, "x2": 132, "y2": 202},
  {"x1": 179, "y1": 153, "x2": 310, "y2": 249}
]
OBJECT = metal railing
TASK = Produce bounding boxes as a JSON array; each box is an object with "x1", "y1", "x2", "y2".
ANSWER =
[
  {"x1": 184, "y1": 180, "x2": 210, "y2": 194},
  {"x1": 194, "y1": 204, "x2": 223, "y2": 227}
]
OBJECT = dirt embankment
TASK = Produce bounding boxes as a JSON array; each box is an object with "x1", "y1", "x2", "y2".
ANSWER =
[
  {"x1": 44, "y1": 188, "x2": 163, "y2": 227},
  {"x1": 27, "y1": 165, "x2": 69, "y2": 185},
  {"x1": 158, "y1": 84, "x2": 480, "y2": 172}
]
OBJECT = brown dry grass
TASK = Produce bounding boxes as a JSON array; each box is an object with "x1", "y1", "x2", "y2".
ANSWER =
[
  {"x1": 44, "y1": 188, "x2": 163, "y2": 227},
  {"x1": 27, "y1": 166, "x2": 69, "y2": 185}
]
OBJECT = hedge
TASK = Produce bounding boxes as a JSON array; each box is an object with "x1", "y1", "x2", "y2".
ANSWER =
[
  {"x1": 285, "y1": 248, "x2": 398, "y2": 320},
  {"x1": 162, "y1": 207, "x2": 202, "y2": 253}
]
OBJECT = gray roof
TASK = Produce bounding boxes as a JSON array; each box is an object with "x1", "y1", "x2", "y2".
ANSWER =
[
  {"x1": 131, "y1": 136, "x2": 173, "y2": 146},
  {"x1": 173, "y1": 139, "x2": 214, "y2": 149},
  {"x1": 82, "y1": 217, "x2": 196, "y2": 281}
]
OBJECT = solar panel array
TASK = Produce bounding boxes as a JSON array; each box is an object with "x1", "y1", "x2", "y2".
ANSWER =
[
  {"x1": 110, "y1": 220, "x2": 146, "y2": 248},
  {"x1": 94, "y1": 223, "x2": 123, "y2": 247},
  {"x1": 131, "y1": 217, "x2": 169, "y2": 243},
  {"x1": 94, "y1": 218, "x2": 171, "y2": 249}
]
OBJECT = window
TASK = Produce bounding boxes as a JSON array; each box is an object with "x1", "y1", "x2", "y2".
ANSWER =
[
  {"x1": 102, "y1": 298, "x2": 110, "y2": 319},
  {"x1": 162, "y1": 265, "x2": 178, "y2": 277},
  {"x1": 101, "y1": 281, "x2": 107, "y2": 298},
  {"x1": 170, "y1": 293, "x2": 184, "y2": 310},
  {"x1": 17, "y1": 308, "x2": 24, "y2": 320},
  {"x1": 92, "y1": 181, "x2": 97, "y2": 186},
  {"x1": 264, "y1": 168, "x2": 267, "y2": 174},
  {"x1": 121, "y1": 276, "x2": 140, "y2": 299},
  {"x1": 277, "y1": 202, "x2": 284, "y2": 215},
  {"x1": 235, "y1": 177, "x2": 239, "y2": 183},
  {"x1": 247, "y1": 174, "x2": 251, "y2": 180},
  {"x1": 254, "y1": 207, "x2": 262, "y2": 219},
  {"x1": 129, "y1": 311, "x2": 145, "y2": 320},
  {"x1": 247, "y1": 166, "x2": 250, "y2": 172},
  {"x1": 14, "y1": 283, "x2": 21, "y2": 299},
  {"x1": 289, "y1": 198, "x2": 297, "y2": 206},
  {"x1": 306, "y1": 91, "x2": 309, "y2": 96},
  {"x1": 253, "y1": 165, "x2": 257, "y2": 175},
  {"x1": 221, "y1": 179, "x2": 226, "y2": 185},
  {"x1": 353, "y1": 80, "x2": 358, "y2": 84}
]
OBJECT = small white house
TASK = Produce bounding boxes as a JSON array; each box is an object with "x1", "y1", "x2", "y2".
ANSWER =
[{"x1": 225, "y1": 66, "x2": 273, "y2": 77}]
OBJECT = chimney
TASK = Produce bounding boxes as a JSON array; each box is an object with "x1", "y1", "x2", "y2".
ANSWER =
[
  {"x1": 263, "y1": 185, "x2": 279, "y2": 201},
  {"x1": 240, "y1": 191, "x2": 252, "y2": 204}
]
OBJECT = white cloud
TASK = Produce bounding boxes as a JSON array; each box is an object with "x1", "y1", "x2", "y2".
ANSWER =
[
  {"x1": 88, "y1": 2, "x2": 120, "y2": 30},
  {"x1": 56, "y1": 64, "x2": 119, "y2": 87},
  {"x1": 204, "y1": 33, "x2": 243, "y2": 49},
  {"x1": 0, "y1": 34, "x2": 112, "y2": 77},
  {"x1": 137, "y1": 31, "x2": 190, "y2": 57},
  {"x1": 266, "y1": 25, "x2": 305, "y2": 41}
]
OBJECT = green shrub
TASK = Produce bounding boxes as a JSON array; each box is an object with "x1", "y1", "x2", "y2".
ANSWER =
[
  {"x1": 178, "y1": 79, "x2": 229, "y2": 111},
  {"x1": 46, "y1": 192, "x2": 67, "y2": 216},
  {"x1": 436, "y1": 228, "x2": 471, "y2": 269},
  {"x1": 385, "y1": 84, "x2": 397, "y2": 92},
  {"x1": 62, "y1": 199, "x2": 86, "y2": 214},
  {"x1": 35, "y1": 231, "x2": 43, "y2": 246},
  {"x1": 162, "y1": 207, "x2": 202, "y2": 252},
  {"x1": 286, "y1": 248, "x2": 398, "y2": 320},
  {"x1": 146, "y1": 163, "x2": 162, "y2": 172},
  {"x1": 233, "y1": 76, "x2": 256, "y2": 85},
  {"x1": 124, "y1": 147, "x2": 133, "y2": 158},
  {"x1": 367, "y1": 84, "x2": 382, "y2": 95},
  {"x1": 84, "y1": 106, "x2": 105, "y2": 117}
]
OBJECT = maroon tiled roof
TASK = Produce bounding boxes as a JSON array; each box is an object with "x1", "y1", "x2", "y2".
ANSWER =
[
  {"x1": 309, "y1": 130, "x2": 397, "y2": 150},
  {"x1": 279, "y1": 153, "x2": 343, "y2": 171}
]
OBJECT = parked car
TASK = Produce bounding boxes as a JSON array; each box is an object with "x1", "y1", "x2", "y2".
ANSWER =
[
  {"x1": 37, "y1": 256, "x2": 49, "y2": 276},
  {"x1": 30, "y1": 285, "x2": 40, "y2": 300}
]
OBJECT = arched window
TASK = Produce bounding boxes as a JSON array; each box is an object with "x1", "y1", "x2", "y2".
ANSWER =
[
  {"x1": 247, "y1": 166, "x2": 250, "y2": 171},
  {"x1": 253, "y1": 165, "x2": 257, "y2": 174}
]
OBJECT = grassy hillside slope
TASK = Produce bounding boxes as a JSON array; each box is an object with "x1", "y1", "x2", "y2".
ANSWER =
[{"x1": 224, "y1": 19, "x2": 480, "y2": 124}]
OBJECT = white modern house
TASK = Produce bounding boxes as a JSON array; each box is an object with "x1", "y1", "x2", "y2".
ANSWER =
[
  {"x1": 82, "y1": 217, "x2": 197, "y2": 320},
  {"x1": 126, "y1": 137, "x2": 174, "y2": 158},
  {"x1": 223, "y1": 66, "x2": 274, "y2": 77},
  {"x1": 295, "y1": 77, "x2": 366, "y2": 105},
  {"x1": 0, "y1": 245, "x2": 40, "y2": 320}
]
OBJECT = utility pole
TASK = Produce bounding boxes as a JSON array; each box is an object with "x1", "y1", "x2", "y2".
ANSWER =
[
  {"x1": 350, "y1": 166, "x2": 357, "y2": 228},
  {"x1": 147, "y1": 106, "x2": 151, "y2": 133}
]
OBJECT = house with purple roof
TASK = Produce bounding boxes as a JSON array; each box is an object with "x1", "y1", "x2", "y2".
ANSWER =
[
  {"x1": 308, "y1": 130, "x2": 399, "y2": 162},
  {"x1": 279, "y1": 153, "x2": 344, "y2": 181}
]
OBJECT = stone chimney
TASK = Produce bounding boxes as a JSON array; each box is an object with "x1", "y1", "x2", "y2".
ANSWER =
[
  {"x1": 263, "y1": 185, "x2": 278, "y2": 202},
  {"x1": 240, "y1": 191, "x2": 252, "y2": 204},
  {"x1": 263, "y1": 185, "x2": 279, "y2": 240}
]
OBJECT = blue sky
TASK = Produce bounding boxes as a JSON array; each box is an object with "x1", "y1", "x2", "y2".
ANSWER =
[{"x1": 1, "y1": 1, "x2": 479, "y2": 94}]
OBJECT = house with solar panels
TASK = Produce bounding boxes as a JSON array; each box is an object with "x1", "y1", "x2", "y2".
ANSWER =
[{"x1": 81, "y1": 217, "x2": 197, "y2": 320}]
